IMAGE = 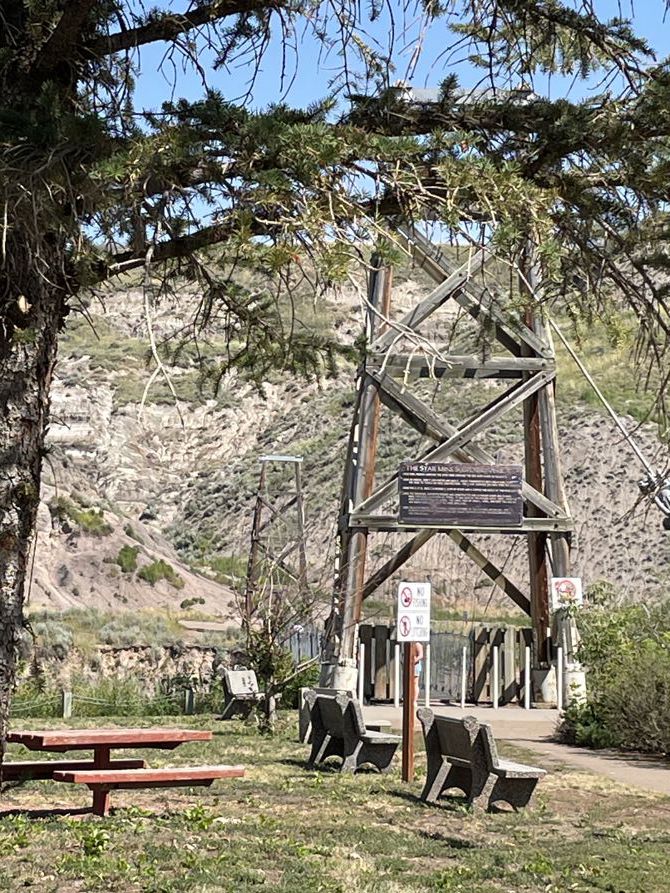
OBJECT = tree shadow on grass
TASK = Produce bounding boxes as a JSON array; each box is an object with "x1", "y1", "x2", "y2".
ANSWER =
[
  {"x1": 279, "y1": 757, "x2": 340, "y2": 773},
  {"x1": 0, "y1": 806, "x2": 91, "y2": 820},
  {"x1": 389, "y1": 787, "x2": 469, "y2": 812}
]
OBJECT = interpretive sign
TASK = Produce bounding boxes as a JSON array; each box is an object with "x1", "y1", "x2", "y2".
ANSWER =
[
  {"x1": 398, "y1": 462, "x2": 523, "y2": 528},
  {"x1": 396, "y1": 581, "x2": 431, "y2": 642}
]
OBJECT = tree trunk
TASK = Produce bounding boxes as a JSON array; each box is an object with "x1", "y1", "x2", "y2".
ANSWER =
[{"x1": 0, "y1": 244, "x2": 67, "y2": 757}]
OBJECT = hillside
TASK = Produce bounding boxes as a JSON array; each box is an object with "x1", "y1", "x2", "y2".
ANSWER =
[{"x1": 32, "y1": 269, "x2": 670, "y2": 621}]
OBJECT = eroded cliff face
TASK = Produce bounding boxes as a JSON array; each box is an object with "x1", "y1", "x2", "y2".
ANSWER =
[
  {"x1": 19, "y1": 643, "x2": 228, "y2": 695},
  {"x1": 35, "y1": 281, "x2": 670, "y2": 619}
]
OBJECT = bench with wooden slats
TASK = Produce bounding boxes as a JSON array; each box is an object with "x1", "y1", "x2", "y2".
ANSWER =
[
  {"x1": 0, "y1": 758, "x2": 146, "y2": 782},
  {"x1": 52, "y1": 765, "x2": 246, "y2": 816}
]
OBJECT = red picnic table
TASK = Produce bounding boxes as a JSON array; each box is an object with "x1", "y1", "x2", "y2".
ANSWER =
[{"x1": 5, "y1": 727, "x2": 245, "y2": 816}]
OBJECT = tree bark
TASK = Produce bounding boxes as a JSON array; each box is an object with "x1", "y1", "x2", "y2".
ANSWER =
[{"x1": 0, "y1": 241, "x2": 67, "y2": 757}]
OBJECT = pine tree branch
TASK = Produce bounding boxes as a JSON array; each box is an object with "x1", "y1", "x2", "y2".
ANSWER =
[
  {"x1": 86, "y1": 0, "x2": 284, "y2": 57},
  {"x1": 96, "y1": 218, "x2": 267, "y2": 281}
]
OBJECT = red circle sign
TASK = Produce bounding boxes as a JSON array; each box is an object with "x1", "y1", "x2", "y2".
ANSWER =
[
  {"x1": 399, "y1": 616, "x2": 411, "y2": 637},
  {"x1": 401, "y1": 587, "x2": 413, "y2": 608},
  {"x1": 557, "y1": 579, "x2": 577, "y2": 600}
]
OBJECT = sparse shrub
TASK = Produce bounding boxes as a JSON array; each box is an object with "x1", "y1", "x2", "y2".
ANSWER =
[
  {"x1": 98, "y1": 613, "x2": 181, "y2": 647},
  {"x1": 115, "y1": 544, "x2": 140, "y2": 573},
  {"x1": 50, "y1": 497, "x2": 113, "y2": 536},
  {"x1": 281, "y1": 659, "x2": 320, "y2": 709},
  {"x1": 124, "y1": 523, "x2": 144, "y2": 543},
  {"x1": 138, "y1": 559, "x2": 185, "y2": 589},
  {"x1": 180, "y1": 596, "x2": 206, "y2": 610},
  {"x1": 30, "y1": 618, "x2": 74, "y2": 661},
  {"x1": 208, "y1": 555, "x2": 248, "y2": 586}
]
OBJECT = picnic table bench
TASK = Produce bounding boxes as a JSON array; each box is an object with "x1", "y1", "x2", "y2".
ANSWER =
[
  {"x1": 220, "y1": 667, "x2": 264, "y2": 720},
  {"x1": 6, "y1": 728, "x2": 245, "y2": 816},
  {"x1": 417, "y1": 709, "x2": 546, "y2": 811},
  {"x1": 305, "y1": 692, "x2": 400, "y2": 774}
]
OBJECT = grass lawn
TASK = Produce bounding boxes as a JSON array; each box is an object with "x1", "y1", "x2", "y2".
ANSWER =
[{"x1": 2, "y1": 714, "x2": 670, "y2": 893}]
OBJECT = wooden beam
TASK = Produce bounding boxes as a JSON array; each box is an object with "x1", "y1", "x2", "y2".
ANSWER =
[
  {"x1": 339, "y1": 260, "x2": 392, "y2": 660},
  {"x1": 371, "y1": 248, "x2": 486, "y2": 352},
  {"x1": 399, "y1": 226, "x2": 552, "y2": 358},
  {"x1": 368, "y1": 354, "x2": 553, "y2": 380},
  {"x1": 361, "y1": 529, "x2": 437, "y2": 600},
  {"x1": 520, "y1": 248, "x2": 551, "y2": 666},
  {"x1": 349, "y1": 515, "x2": 574, "y2": 533},
  {"x1": 353, "y1": 370, "x2": 557, "y2": 517},
  {"x1": 447, "y1": 531, "x2": 531, "y2": 615}
]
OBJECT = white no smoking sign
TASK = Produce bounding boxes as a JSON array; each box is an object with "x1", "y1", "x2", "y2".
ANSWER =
[{"x1": 397, "y1": 581, "x2": 431, "y2": 642}]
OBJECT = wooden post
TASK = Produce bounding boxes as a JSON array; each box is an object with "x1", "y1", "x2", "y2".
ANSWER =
[
  {"x1": 339, "y1": 261, "x2": 392, "y2": 660},
  {"x1": 520, "y1": 243, "x2": 551, "y2": 667},
  {"x1": 61, "y1": 690, "x2": 72, "y2": 719},
  {"x1": 393, "y1": 643, "x2": 400, "y2": 709},
  {"x1": 92, "y1": 745, "x2": 112, "y2": 817},
  {"x1": 401, "y1": 642, "x2": 416, "y2": 782}
]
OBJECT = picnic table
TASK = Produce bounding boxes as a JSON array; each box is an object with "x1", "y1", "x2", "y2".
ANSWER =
[{"x1": 6, "y1": 727, "x2": 244, "y2": 816}]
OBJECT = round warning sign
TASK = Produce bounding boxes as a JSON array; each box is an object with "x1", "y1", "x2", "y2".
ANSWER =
[
  {"x1": 550, "y1": 577, "x2": 583, "y2": 611},
  {"x1": 400, "y1": 587, "x2": 413, "y2": 608},
  {"x1": 399, "y1": 616, "x2": 411, "y2": 637}
]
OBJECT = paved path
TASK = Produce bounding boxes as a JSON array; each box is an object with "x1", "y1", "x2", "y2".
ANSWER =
[{"x1": 363, "y1": 703, "x2": 670, "y2": 796}]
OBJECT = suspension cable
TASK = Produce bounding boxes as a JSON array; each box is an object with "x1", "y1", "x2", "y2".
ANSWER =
[{"x1": 548, "y1": 318, "x2": 657, "y2": 478}]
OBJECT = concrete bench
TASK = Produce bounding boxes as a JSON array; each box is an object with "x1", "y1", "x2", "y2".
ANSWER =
[
  {"x1": 53, "y1": 765, "x2": 245, "y2": 816},
  {"x1": 299, "y1": 687, "x2": 392, "y2": 743},
  {"x1": 220, "y1": 667, "x2": 264, "y2": 719},
  {"x1": 418, "y1": 709, "x2": 546, "y2": 811},
  {"x1": 1, "y1": 758, "x2": 146, "y2": 782},
  {"x1": 305, "y1": 692, "x2": 400, "y2": 774}
]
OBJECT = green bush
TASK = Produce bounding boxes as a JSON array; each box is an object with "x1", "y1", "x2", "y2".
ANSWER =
[
  {"x1": 558, "y1": 595, "x2": 670, "y2": 754},
  {"x1": 138, "y1": 559, "x2": 185, "y2": 589},
  {"x1": 50, "y1": 497, "x2": 113, "y2": 536},
  {"x1": 281, "y1": 659, "x2": 320, "y2": 709},
  {"x1": 180, "y1": 596, "x2": 206, "y2": 610},
  {"x1": 115, "y1": 545, "x2": 140, "y2": 573}
]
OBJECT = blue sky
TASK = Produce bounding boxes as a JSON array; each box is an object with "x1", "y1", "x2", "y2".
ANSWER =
[{"x1": 134, "y1": 0, "x2": 670, "y2": 113}]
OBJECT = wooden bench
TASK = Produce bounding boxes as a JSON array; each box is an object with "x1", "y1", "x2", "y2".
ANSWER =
[
  {"x1": 220, "y1": 667, "x2": 264, "y2": 719},
  {"x1": 305, "y1": 692, "x2": 400, "y2": 774},
  {"x1": 0, "y1": 758, "x2": 145, "y2": 782},
  {"x1": 299, "y1": 687, "x2": 392, "y2": 743},
  {"x1": 52, "y1": 765, "x2": 245, "y2": 816},
  {"x1": 418, "y1": 709, "x2": 546, "y2": 811}
]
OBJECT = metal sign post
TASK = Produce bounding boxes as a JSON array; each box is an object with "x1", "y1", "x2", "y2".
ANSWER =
[{"x1": 397, "y1": 581, "x2": 431, "y2": 782}]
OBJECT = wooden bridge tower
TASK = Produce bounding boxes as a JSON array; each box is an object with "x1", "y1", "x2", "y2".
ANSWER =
[{"x1": 332, "y1": 228, "x2": 572, "y2": 691}]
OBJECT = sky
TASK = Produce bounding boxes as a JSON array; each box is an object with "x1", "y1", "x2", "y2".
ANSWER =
[{"x1": 133, "y1": 0, "x2": 670, "y2": 114}]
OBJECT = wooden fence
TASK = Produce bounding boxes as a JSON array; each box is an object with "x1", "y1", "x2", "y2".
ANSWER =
[{"x1": 286, "y1": 622, "x2": 534, "y2": 706}]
